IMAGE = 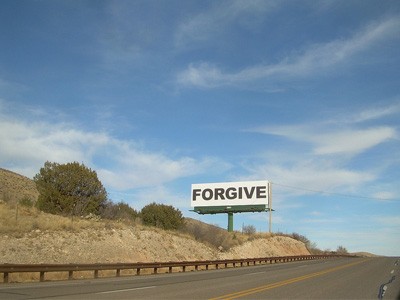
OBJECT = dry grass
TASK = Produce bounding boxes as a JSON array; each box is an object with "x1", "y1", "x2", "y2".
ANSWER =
[
  {"x1": 181, "y1": 218, "x2": 272, "y2": 251},
  {"x1": 0, "y1": 168, "x2": 39, "y2": 205},
  {"x1": 0, "y1": 202, "x2": 125, "y2": 235}
]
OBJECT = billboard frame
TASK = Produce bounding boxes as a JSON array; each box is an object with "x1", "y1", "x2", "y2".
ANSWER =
[
  {"x1": 190, "y1": 181, "x2": 273, "y2": 232},
  {"x1": 191, "y1": 204, "x2": 268, "y2": 214}
]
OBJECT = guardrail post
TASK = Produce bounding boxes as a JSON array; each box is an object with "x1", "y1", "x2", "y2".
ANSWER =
[
  {"x1": 69, "y1": 270, "x2": 73, "y2": 280},
  {"x1": 169, "y1": 266, "x2": 173, "y2": 273},
  {"x1": 40, "y1": 271, "x2": 45, "y2": 282},
  {"x1": 116, "y1": 269, "x2": 120, "y2": 277},
  {"x1": 206, "y1": 264, "x2": 209, "y2": 270},
  {"x1": 153, "y1": 267, "x2": 157, "y2": 274},
  {"x1": 94, "y1": 270, "x2": 99, "y2": 279},
  {"x1": 136, "y1": 268, "x2": 141, "y2": 276},
  {"x1": 3, "y1": 272, "x2": 9, "y2": 283},
  {"x1": 216, "y1": 263, "x2": 219, "y2": 269},
  {"x1": 182, "y1": 266, "x2": 186, "y2": 272},
  {"x1": 195, "y1": 265, "x2": 198, "y2": 271}
]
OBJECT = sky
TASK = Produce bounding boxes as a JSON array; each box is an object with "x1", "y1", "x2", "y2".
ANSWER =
[{"x1": 1, "y1": 0, "x2": 399, "y2": 256}]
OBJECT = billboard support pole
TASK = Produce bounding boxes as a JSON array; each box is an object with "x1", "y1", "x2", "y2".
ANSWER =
[
  {"x1": 228, "y1": 212, "x2": 233, "y2": 232},
  {"x1": 268, "y1": 182, "x2": 272, "y2": 233}
]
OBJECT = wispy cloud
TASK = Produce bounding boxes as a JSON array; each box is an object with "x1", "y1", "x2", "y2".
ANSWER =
[
  {"x1": 97, "y1": 147, "x2": 226, "y2": 190},
  {"x1": 0, "y1": 104, "x2": 229, "y2": 191},
  {"x1": 250, "y1": 102, "x2": 399, "y2": 157},
  {"x1": 243, "y1": 103, "x2": 399, "y2": 198},
  {"x1": 373, "y1": 216, "x2": 400, "y2": 227},
  {"x1": 175, "y1": 0, "x2": 279, "y2": 48},
  {"x1": 111, "y1": 185, "x2": 190, "y2": 211},
  {"x1": 251, "y1": 125, "x2": 396, "y2": 156},
  {"x1": 245, "y1": 160, "x2": 375, "y2": 196},
  {"x1": 177, "y1": 16, "x2": 400, "y2": 88},
  {"x1": 312, "y1": 127, "x2": 396, "y2": 155},
  {"x1": 350, "y1": 101, "x2": 400, "y2": 123}
]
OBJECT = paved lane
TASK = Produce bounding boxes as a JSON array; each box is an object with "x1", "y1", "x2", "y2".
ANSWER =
[{"x1": 0, "y1": 257, "x2": 398, "y2": 299}]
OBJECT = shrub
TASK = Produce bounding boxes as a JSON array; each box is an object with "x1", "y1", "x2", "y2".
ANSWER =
[
  {"x1": 140, "y1": 202, "x2": 184, "y2": 230},
  {"x1": 182, "y1": 219, "x2": 242, "y2": 250},
  {"x1": 100, "y1": 200, "x2": 138, "y2": 221},
  {"x1": 34, "y1": 161, "x2": 107, "y2": 217},
  {"x1": 336, "y1": 245, "x2": 348, "y2": 254},
  {"x1": 19, "y1": 197, "x2": 34, "y2": 208},
  {"x1": 242, "y1": 224, "x2": 256, "y2": 235}
]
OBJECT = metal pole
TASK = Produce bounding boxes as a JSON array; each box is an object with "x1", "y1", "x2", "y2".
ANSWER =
[
  {"x1": 268, "y1": 182, "x2": 272, "y2": 233},
  {"x1": 228, "y1": 212, "x2": 234, "y2": 232}
]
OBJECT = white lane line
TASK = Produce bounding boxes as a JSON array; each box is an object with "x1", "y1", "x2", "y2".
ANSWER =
[
  {"x1": 97, "y1": 285, "x2": 156, "y2": 294},
  {"x1": 244, "y1": 271, "x2": 265, "y2": 276}
]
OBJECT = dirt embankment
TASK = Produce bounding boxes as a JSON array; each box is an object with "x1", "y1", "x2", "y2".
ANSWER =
[
  {"x1": 0, "y1": 167, "x2": 310, "y2": 264},
  {"x1": 0, "y1": 227, "x2": 309, "y2": 264},
  {"x1": 0, "y1": 168, "x2": 39, "y2": 204}
]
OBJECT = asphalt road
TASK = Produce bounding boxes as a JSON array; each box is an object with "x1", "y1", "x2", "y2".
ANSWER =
[{"x1": 1, "y1": 257, "x2": 399, "y2": 299}]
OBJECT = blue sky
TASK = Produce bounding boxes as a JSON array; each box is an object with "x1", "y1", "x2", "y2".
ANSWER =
[{"x1": 1, "y1": 0, "x2": 399, "y2": 256}]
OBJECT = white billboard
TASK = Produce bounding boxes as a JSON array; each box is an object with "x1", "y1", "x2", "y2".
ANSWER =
[{"x1": 191, "y1": 180, "x2": 269, "y2": 207}]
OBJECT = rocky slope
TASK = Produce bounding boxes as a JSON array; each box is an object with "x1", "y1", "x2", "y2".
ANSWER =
[
  {"x1": 0, "y1": 167, "x2": 310, "y2": 265},
  {"x1": 0, "y1": 168, "x2": 39, "y2": 204},
  {"x1": 0, "y1": 226, "x2": 310, "y2": 264}
]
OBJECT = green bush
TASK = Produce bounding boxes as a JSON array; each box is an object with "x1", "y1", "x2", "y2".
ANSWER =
[
  {"x1": 140, "y1": 202, "x2": 184, "y2": 230},
  {"x1": 19, "y1": 197, "x2": 34, "y2": 207},
  {"x1": 100, "y1": 200, "x2": 138, "y2": 221},
  {"x1": 34, "y1": 161, "x2": 107, "y2": 217}
]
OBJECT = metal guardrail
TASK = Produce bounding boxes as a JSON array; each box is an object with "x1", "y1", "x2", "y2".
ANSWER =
[{"x1": 0, "y1": 255, "x2": 354, "y2": 283}]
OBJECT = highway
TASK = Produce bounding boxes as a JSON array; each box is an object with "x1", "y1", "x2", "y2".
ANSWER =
[{"x1": 0, "y1": 257, "x2": 399, "y2": 299}]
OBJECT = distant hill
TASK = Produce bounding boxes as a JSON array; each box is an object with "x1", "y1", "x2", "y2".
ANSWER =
[{"x1": 0, "y1": 168, "x2": 39, "y2": 204}]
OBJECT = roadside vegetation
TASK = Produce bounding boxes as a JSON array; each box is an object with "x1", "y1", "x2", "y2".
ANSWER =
[{"x1": 0, "y1": 161, "x2": 347, "y2": 255}]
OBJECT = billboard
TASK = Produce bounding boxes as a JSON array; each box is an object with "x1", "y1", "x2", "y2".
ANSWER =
[{"x1": 191, "y1": 180, "x2": 269, "y2": 208}]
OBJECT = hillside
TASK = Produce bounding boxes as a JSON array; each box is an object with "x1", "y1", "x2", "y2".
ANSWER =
[
  {"x1": 0, "y1": 167, "x2": 310, "y2": 265},
  {"x1": 0, "y1": 168, "x2": 39, "y2": 204},
  {"x1": 0, "y1": 203, "x2": 310, "y2": 264}
]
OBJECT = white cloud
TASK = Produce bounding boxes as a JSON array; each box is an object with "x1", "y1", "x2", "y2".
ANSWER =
[
  {"x1": 250, "y1": 101, "x2": 400, "y2": 156},
  {"x1": 243, "y1": 103, "x2": 399, "y2": 200},
  {"x1": 114, "y1": 185, "x2": 190, "y2": 211},
  {"x1": 372, "y1": 191, "x2": 397, "y2": 201},
  {"x1": 312, "y1": 127, "x2": 396, "y2": 155},
  {"x1": 0, "y1": 119, "x2": 97, "y2": 170},
  {"x1": 251, "y1": 124, "x2": 397, "y2": 157},
  {"x1": 0, "y1": 109, "x2": 229, "y2": 191},
  {"x1": 175, "y1": 0, "x2": 279, "y2": 48},
  {"x1": 350, "y1": 101, "x2": 400, "y2": 123},
  {"x1": 373, "y1": 216, "x2": 400, "y2": 227},
  {"x1": 97, "y1": 148, "x2": 224, "y2": 190},
  {"x1": 246, "y1": 160, "x2": 375, "y2": 196},
  {"x1": 177, "y1": 16, "x2": 400, "y2": 88}
]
